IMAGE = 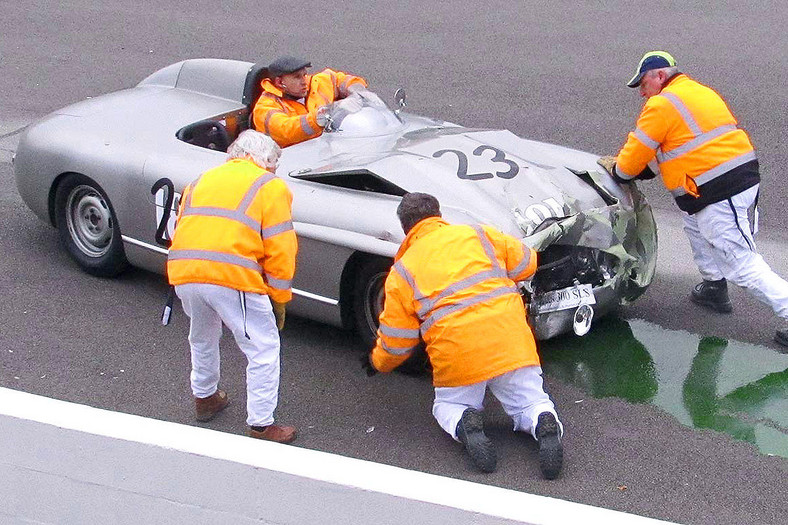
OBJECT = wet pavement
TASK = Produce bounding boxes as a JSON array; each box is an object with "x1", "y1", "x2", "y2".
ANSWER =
[{"x1": 541, "y1": 317, "x2": 788, "y2": 459}]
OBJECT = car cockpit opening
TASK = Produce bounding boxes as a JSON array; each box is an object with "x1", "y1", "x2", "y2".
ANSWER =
[
  {"x1": 290, "y1": 169, "x2": 407, "y2": 196},
  {"x1": 176, "y1": 119, "x2": 231, "y2": 152}
]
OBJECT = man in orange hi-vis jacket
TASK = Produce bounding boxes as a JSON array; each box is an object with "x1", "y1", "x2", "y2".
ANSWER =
[
  {"x1": 598, "y1": 51, "x2": 788, "y2": 347},
  {"x1": 252, "y1": 55, "x2": 378, "y2": 147},
  {"x1": 365, "y1": 193, "x2": 564, "y2": 478},
  {"x1": 168, "y1": 130, "x2": 298, "y2": 444}
]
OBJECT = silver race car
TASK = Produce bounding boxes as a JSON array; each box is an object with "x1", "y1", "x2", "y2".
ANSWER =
[{"x1": 13, "y1": 58, "x2": 657, "y2": 345}]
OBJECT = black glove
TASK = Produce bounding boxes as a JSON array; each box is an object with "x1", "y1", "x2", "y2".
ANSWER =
[{"x1": 360, "y1": 353, "x2": 378, "y2": 377}]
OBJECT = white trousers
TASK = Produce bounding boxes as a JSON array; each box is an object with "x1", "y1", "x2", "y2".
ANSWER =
[
  {"x1": 432, "y1": 365, "x2": 561, "y2": 441},
  {"x1": 682, "y1": 184, "x2": 788, "y2": 319},
  {"x1": 175, "y1": 283, "x2": 281, "y2": 426}
]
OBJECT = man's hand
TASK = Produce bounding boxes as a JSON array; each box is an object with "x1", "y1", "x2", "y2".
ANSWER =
[
  {"x1": 360, "y1": 352, "x2": 378, "y2": 377},
  {"x1": 597, "y1": 156, "x2": 617, "y2": 175},
  {"x1": 271, "y1": 300, "x2": 287, "y2": 331},
  {"x1": 333, "y1": 94, "x2": 364, "y2": 114},
  {"x1": 348, "y1": 86, "x2": 386, "y2": 108},
  {"x1": 315, "y1": 105, "x2": 330, "y2": 128}
]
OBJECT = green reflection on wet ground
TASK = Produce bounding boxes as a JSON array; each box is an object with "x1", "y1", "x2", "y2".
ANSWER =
[{"x1": 540, "y1": 317, "x2": 788, "y2": 458}]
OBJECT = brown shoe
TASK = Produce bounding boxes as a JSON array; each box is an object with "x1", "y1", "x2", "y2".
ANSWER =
[
  {"x1": 194, "y1": 390, "x2": 229, "y2": 422},
  {"x1": 249, "y1": 424, "x2": 297, "y2": 444}
]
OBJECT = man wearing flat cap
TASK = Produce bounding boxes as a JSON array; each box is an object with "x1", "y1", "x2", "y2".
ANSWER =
[
  {"x1": 252, "y1": 56, "x2": 372, "y2": 147},
  {"x1": 598, "y1": 51, "x2": 788, "y2": 347}
]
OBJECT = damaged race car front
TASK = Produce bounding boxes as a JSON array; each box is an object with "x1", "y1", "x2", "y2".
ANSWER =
[{"x1": 520, "y1": 169, "x2": 657, "y2": 339}]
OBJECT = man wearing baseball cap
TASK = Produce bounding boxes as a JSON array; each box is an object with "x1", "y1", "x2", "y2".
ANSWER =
[
  {"x1": 597, "y1": 51, "x2": 788, "y2": 347},
  {"x1": 252, "y1": 55, "x2": 376, "y2": 147}
]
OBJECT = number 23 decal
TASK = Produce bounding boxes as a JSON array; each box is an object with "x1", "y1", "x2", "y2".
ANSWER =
[{"x1": 433, "y1": 145, "x2": 520, "y2": 180}]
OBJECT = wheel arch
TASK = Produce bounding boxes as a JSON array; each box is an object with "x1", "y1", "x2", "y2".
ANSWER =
[{"x1": 49, "y1": 171, "x2": 93, "y2": 227}]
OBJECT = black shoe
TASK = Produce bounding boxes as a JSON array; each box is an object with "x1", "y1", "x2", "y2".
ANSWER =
[
  {"x1": 535, "y1": 412, "x2": 563, "y2": 480},
  {"x1": 691, "y1": 279, "x2": 733, "y2": 313},
  {"x1": 456, "y1": 408, "x2": 497, "y2": 473}
]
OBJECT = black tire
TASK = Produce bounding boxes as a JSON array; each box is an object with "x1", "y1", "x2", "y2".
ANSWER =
[
  {"x1": 352, "y1": 256, "x2": 392, "y2": 349},
  {"x1": 352, "y1": 256, "x2": 431, "y2": 376},
  {"x1": 54, "y1": 173, "x2": 128, "y2": 277}
]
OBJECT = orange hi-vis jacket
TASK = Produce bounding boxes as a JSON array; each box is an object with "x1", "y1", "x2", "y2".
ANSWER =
[
  {"x1": 252, "y1": 68, "x2": 367, "y2": 148},
  {"x1": 167, "y1": 158, "x2": 297, "y2": 304},
  {"x1": 615, "y1": 74, "x2": 759, "y2": 214},
  {"x1": 371, "y1": 217, "x2": 540, "y2": 387}
]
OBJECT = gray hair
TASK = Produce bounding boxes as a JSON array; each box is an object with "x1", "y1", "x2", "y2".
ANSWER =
[
  {"x1": 646, "y1": 66, "x2": 679, "y2": 80},
  {"x1": 227, "y1": 130, "x2": 282, "y2": 170},
  {"x1": 397, "y1": 192, "x2": 441, "y2": 234}
]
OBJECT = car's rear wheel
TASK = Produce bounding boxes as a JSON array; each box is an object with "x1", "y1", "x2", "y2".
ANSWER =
[
  {"x1": 352, "y1": 256, "x2": 431, "y2": 375},
  {"x1": 54, "y1": 173, "x2": 128, "y2": 277}
]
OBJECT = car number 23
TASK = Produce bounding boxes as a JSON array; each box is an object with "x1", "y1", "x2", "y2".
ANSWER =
[{"x1": 433, "y1": 145, "x2": 519, "y2": 180}]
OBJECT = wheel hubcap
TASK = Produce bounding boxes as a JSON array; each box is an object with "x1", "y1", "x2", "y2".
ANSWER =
[
  {"x1": 66, "y1": 185, "x2": 113, "y2": 257},
  {"x1": 364, "y1": 272, "x2": 387, "y2": 331}
]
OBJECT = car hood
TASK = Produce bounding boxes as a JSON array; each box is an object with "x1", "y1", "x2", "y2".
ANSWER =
[
  {"x1": 283, "y1": 122, "x2": 657, "y2": 298},
  {"x1": 284, "y1": 124, "x2": 625, "y2": 235}
]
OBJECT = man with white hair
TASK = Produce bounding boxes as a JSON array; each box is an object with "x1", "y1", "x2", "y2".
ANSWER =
[
  {"x1": 598, "y1": 51, "x2": 788, "y2": 347},
  {"x1": 167, "y1": 130, "x2": 298, "y2": 442}
]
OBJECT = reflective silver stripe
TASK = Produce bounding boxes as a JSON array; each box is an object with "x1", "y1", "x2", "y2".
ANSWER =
[
  {"x1": 661, "y1": 92, "x2": 702, "y2": 136},
  {"x1": 265, "y1": 274, "x2": 292, "y2": 290},
  {"x1": 168, "y1": 249, "x2": 262, "y2": 271},
  {"x1": 238, "y1": 173, "x2": 275, "y2": 212},
  {"x1": 615, "y1": 163, "x2": 638, "y2": 180},
  {"x1": 263, "y1": 109, "x2": 284, "y2": 135},
  {"x1": 393, "y1": 261, "x2": 426, "y2": 303},
  {"x1": 182, "y1": 173, "x2": 275, "y2": 234},
  {"x1": 339, "y1": 78, "x2": 356, "y2": 97},
  {"x1": 657, "y1": 124, "x2": 738, "y2": 163},
  {"x1": 472, "y1": 225, "x2": 503, "y2": 273},
  {"x1": 634, "y1": 127, "x2": 659, "y2": 150},
  {"x1": 299, "y1": 115, "x2": 319, "y2": 135},
  {"x1": 330, "y1": 71, "x2": 338, "y2": 99},
  {"x1": 381, "y1": 340, "x2": 419, "y2": 356},
  {"x1": 507, "y1": 245, "x2": 532, "y2": 281},
  {"x1": 379, "y1": 324, "x2": 420, "y2": 339},
  {"x1": 416, "y1": 268, "x2": 502, "y2": 318},
  {"x1": 262, "y1": 220, "x2": 294, "y2": 239},
  {"x1": 694, "y1": 150, "x2": 758, "y2": 186},
  {"x1": 670, "y1": 150, "x2": 758, "y2": 197},
  {"x1": 414, "y1": 225, "x2": 506, "y2": 317},
  {"x1": 421, "y1": 285, "x2": 518, "y2": 335},
  {"x1": 181, "y1": 206, "x2": 259, "y2": 231}
]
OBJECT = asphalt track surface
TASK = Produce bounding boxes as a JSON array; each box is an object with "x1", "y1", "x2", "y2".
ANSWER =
[{"x1": 1, "y1": 2, "x2": 787, "y2": 524}]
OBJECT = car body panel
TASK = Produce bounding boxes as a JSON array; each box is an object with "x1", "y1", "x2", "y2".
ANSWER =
[{"x1": 14, "y1": 58, "x2": 657, "y2": 340}]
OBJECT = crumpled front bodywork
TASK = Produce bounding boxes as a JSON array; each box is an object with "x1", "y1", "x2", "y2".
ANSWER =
[{"x1": 522, "y1": 170, "x2": 657, "y2": 339}]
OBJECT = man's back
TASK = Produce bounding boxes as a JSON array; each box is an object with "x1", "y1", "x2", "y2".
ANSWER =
[{"x1": 383, "y1": 218, "x2": 540, "y2": 387}]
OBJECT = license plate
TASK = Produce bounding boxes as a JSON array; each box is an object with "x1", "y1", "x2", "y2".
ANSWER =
[{"x1": 532, "y1": 283, "x2": 595, "y2": 314}]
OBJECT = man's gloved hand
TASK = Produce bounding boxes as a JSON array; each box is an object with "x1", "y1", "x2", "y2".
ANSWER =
[
  {"x1": 597, "y1": 156, "x2": 617, "y2": 175},
  {"x1": 332, "y1": 93, "x2": 364, "y2": 115},
  {"x1": 271, "y1": 300, "x2": 287, "y2": 331},
  {"x1": 348, "y1": 85, "x2": 386, "y2": 108},
  {"x1": 360, "y1": 352, "x2": 378, "y2": 377},
  {"x1": 315, "y1": 105, "x2": 330, "y2": 128}
]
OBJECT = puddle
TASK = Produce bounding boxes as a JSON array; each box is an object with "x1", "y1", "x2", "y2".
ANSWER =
[{"x1": 540, "y1": 317, "x2": 788, "y2": 458}]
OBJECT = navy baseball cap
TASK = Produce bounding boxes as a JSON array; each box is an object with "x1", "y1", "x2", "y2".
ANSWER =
[
  {"x1": 267, "y1": 56, "x2": 312, "y2": 77},
  {"x1": 627, "y1": 51, "x2": 677, "y2": 87}
]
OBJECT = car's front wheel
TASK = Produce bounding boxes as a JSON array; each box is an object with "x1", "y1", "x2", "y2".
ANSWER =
[
  {"x1": 54, "y1": 173, "x2": 128, "y2": 277},
  {"x1": 352, "y1": 256, "x2": 391, "y2": 349},
  {"x1": 352, "y1": 256, "x2": 431, "y2": 375}
]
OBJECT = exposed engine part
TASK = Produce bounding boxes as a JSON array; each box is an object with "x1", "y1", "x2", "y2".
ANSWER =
[{"x1": 532, "y1": 246, "x2": 617, "y2": 294}]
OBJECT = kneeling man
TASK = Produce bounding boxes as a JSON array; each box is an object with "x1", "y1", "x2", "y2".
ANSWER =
[{"x1": 366, "y1": 193, "x2": 564, "y2": 478}]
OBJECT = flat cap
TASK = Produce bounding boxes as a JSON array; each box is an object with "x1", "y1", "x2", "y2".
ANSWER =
[{"x1": 267, "y1": 56, "x2": 312, "y2": 77}]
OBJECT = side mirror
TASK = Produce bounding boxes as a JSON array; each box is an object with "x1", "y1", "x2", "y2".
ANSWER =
[{"x1": 393, "y1": 88, "x2": 406, "y2": 115}]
